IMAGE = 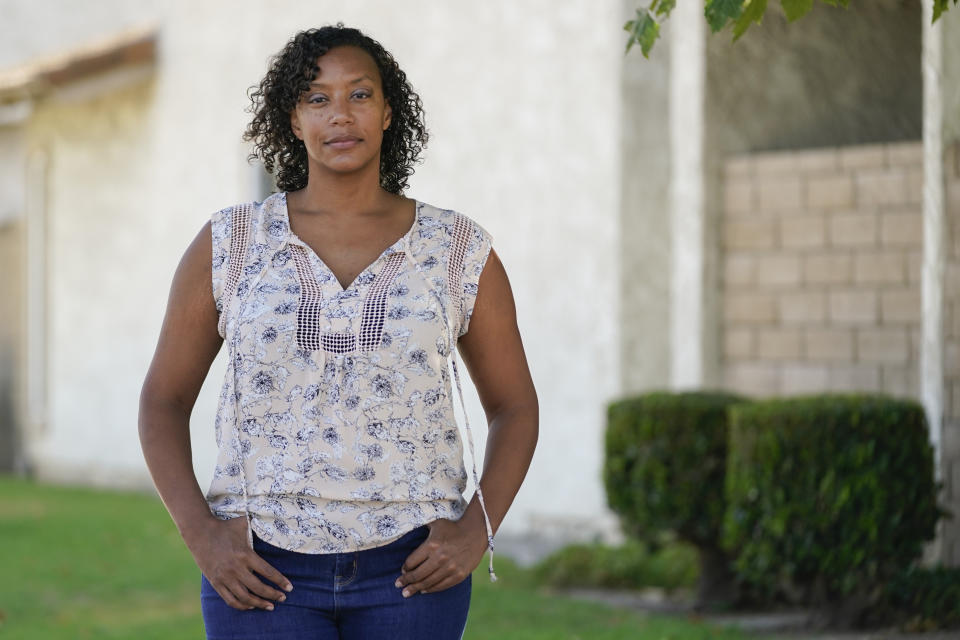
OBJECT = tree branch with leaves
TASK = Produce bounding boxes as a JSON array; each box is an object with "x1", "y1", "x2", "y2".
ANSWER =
[{"x1": 625, "y1": 0, "x2": 958, "y2": 58}]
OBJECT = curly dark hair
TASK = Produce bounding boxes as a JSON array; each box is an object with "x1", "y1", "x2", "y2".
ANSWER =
[{"x1": 243, "y1": 24, "x2": 428, "y2": 194}]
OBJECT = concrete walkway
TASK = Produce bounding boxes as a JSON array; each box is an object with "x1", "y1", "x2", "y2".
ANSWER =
[{"x1": 492, "y1": 535, "x2": 957, "y2": 639}]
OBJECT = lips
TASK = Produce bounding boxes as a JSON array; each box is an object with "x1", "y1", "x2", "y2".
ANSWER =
[{"x1": 325, "y1": 135, "x2": 361, "y2": 148}]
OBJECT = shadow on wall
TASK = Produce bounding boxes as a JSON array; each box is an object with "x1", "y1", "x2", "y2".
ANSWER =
[{"x1": 706, "y1": 0, "x2": 921, "y2": 154}]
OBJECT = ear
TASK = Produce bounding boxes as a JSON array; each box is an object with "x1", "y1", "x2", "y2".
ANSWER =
[
  {"x1": 290, "y1": 107, "x2": 303, "y2": 140},
  {"x1": 382, "y1": 102, "x2": 392, "y2": 131}
]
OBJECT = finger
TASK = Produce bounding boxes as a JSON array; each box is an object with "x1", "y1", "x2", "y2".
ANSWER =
[
  {"x1": 220, "y1": 579, "x2": 264, "y2": 611},
  {"x1": 419, "y1": 562, "x2": 466, "y2": 592},
  {"x1": 400, "y1": 539, "x2": 434, "y2": 573},
  {"x1": 235, "y1": 573, "x2": 281, "y2": 610},
  {"x1": 412, "y1": 559, "x2": 456, "y2": 593},
  {"x1": 249, "y1": 553, "x2": 294, "y2": 595},
  {"x1": 214, "y1": 582, "x2": 249, "y2": 611},
  {"x1": 397, "y1": 551, "x2": 440, "y2": 589},
  {"x1": 241, "y1": 569, "x2": 288, "y2": 604},
  {"x1": 401, "y1": 564, "x2": 446, "y2": 597},
  {"x1": 421, "y1": 571, "x2": 469, "y2": 595}
]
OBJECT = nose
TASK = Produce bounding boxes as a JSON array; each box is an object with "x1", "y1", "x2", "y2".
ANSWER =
[{"x1": 328, "y1": 96, "x2": 354, "y2": 125}]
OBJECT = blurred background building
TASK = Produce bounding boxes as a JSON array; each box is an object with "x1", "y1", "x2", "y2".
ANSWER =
[{"x1": 1, "y1": 0, "x2": 958, "y2": 565}]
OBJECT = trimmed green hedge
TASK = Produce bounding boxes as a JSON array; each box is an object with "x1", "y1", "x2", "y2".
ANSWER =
[
  {"x1": 722, "y1": 393, "x2": 945, "y2": 608},
  {"x1": 604, "y1": 391, "x2": 749, "y2": 609},
  {"x1": 604, "y1": 391, "x2": 747, "y2": 546},
  {"x1": 880, "y1": 566, "x2": 960, "y2": 630}
]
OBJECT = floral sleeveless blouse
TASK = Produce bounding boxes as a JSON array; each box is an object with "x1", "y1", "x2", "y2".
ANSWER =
[{"x1": 205, "y1": 191, "x2": 496, "y2": 562}]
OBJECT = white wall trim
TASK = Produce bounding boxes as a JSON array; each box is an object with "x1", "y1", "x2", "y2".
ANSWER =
[
  {"x1": 25, "y1": 147, "x2": 48, "y2": 439},
  {"x1": 669, "y1": 0, "x2": 706, "y2": 389},
  {"x1": 921, "y1": 0, "x2": 946, "y2": 563}
]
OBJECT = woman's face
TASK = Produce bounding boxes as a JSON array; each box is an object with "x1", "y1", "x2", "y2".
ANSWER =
[{"x1": 289, "y1": 45, "x2": 392, "y2": 181}]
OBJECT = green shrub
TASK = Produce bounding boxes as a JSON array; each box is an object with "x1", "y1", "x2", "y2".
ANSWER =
[
  {"x1": 723, "y1": 393, "x2": 946, "y2": 614},
  {"x1": 880, "y1": 566, "x2": 960, "y2": 630},
  {"x1": 604, "y1": 391, "x2": 748, "y2": 608},
  {"x1": 531, "y1": 538, "x2": 698, "y2": 592},
  {"x1": 604, "y1": 391, "x2": 747, "y2": 546}
]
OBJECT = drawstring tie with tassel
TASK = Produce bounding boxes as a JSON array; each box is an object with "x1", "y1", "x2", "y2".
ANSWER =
[
  {"x1": 229, "y1": 320, "x2": 256, "y2": 551},
  {"x1": 401, "y1": 232, "x2": 498, "y2": 582}
]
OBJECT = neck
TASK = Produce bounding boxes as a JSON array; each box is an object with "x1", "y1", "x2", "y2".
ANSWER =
[{"x1": 294, "y1": 160, "x2": 394, "y2": 217}]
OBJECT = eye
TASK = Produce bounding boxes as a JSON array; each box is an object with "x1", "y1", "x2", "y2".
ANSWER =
[
  {"x1": 352, "y1": 90, "x2": 372, "y2": 99},
  {"x1": 307, "y1": 94, "x2": 327, "y2": 104}
]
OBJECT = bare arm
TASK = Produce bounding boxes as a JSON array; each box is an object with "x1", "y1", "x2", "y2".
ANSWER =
[
  {"x1": 456, "y1": 248, "x2": 539, "y2": 538},
  {"x1": 396, "y1": 247, "x2": 539, "y2": 595},
  {"x1": 138, "y1": 220, "x2": 291, "y2": 610},
  {"x1": 139, "y1": 220, "x2": 223, "y2": 542}
]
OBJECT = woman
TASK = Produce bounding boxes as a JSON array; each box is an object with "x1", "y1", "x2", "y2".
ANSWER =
[{"x1": 138, "y1": 24, "x2": 538, "y2": 639}]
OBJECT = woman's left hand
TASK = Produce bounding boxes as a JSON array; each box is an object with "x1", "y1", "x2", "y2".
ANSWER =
[{"x1": 395, "y1": 517, "x2": 487, "y2": 597}]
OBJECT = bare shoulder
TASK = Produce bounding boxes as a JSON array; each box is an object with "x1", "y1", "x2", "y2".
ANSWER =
[
  {"x1": 140, "y1": 220, "x2": 221, "y2": 411},
  {"x1": 459, "y1": 248, "x2": 519, "y2": 346},
  {"x1": 457, "y1": 247, "x2": 536, "y2": 416},
  {"x1": 477, "y1": 248, "x2": 513, "y2": 308},
  {"x1": 181, "y1": 220, "x2": 213, "y2": 281},
  {"x1": 169, "y1": 219, "x2": 218, "y2": 314}
]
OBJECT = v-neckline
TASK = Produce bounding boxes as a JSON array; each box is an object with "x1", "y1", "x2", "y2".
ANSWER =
[{"x1": 280, "y1": 191, "x2": 419, "y2": 294}]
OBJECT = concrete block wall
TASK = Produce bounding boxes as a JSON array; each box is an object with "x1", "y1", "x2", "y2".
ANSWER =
[
  {"x1": 943, "y1": 142, "x2": 960, "y2": 564},
  {"x1": 721, "y1": 141, "x2": 923, "y2": 399}
]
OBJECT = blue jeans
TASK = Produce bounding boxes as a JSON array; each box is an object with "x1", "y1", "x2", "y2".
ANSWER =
[{"x1": 200, "y1": 524, "x2": 472, "y2": 639}]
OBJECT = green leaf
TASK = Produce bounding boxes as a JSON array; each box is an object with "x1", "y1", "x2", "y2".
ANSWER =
[
  {"x1": 705, "y1": 0, "x2": 744, "y2": 33},
  {"x1": 623, "y1": 17, "x2": 638, "y2": 54},
  {"x1": 781, "y1": 0, "x2": 814, "y2": 22},
  {"x1": 732, "y1": 0, "x2": 767, "y2": 41},
  {"x1": 625, "y1": 9, "x2": 662, "y2": 58},
  {"x1": 653, "y1": 0, "x2": 676, "y2": 17},
  {"x1": 933, "y1": 0, "x2": 950, "y2": 22}
]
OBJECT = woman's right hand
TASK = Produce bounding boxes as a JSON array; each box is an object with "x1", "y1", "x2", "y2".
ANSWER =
[{"x1": 186, "y1": 516, "x2": 293, "y2": 611}]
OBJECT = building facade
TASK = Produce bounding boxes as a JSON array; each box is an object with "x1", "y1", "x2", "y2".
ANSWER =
[{"x1": 1, "y1": 0, "x2": 958, "y2": 563}]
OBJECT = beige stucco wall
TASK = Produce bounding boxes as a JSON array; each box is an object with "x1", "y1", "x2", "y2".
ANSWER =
[
  {"x1": 938, "y1": 0, "x2": 960, "y2": 568},
  {"x1": 942, "y1": 9, "x2": 960, "y2": 144},
  {"x1": 0, "y1": 125, "x2": 27, "y2": 472},
  {"x1": 23, "y1": 77, "x2": 161, "y2": 484},
  {"x1": 943, "y1": 144, "x2": 960, "y2": 565},
  {"x1": 0, "y1": 215, "x2": 24, "y2": 472},
  {"x1": 10, "y1": 0, "x2": 626, "y2": 543}
]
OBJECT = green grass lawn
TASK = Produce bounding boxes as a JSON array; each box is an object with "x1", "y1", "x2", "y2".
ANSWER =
[{"x1": 0, "y1": 476, "x2": 756, "y2": 639}]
